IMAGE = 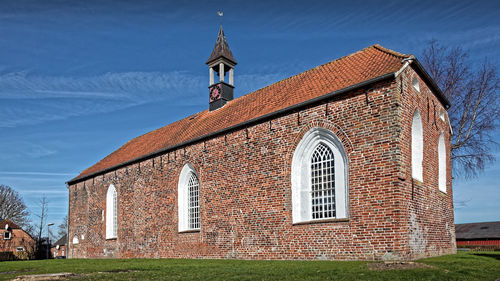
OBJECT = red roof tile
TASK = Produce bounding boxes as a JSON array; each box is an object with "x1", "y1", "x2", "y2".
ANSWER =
[
  {"x1": 70, "y1": 44, "x2": 410, "y2": 183},
  {"x1": 0, "y1": 219, "x2": 21, "y2": 230}
]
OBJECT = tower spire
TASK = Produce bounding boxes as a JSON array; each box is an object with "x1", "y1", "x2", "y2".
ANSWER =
[
  {"x1": 206, "y1": 18, "x2": 237, "y2": 111},
  {"x1": 206, "y1": 25, "x2": 237, "y2": 66}
]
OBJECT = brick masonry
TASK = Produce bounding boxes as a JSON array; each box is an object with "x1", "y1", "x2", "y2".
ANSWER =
[
  {"x1": 50, "y1": 244, "x2": 67, "y2": 258},
  {"x1": 67, "y1": 65, "x2": 455, "y2": 260},
  {"x1": 0, "y1": 228, "x2": 36, "y2": 260}
]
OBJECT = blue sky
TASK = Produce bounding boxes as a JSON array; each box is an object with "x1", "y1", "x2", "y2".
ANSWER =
[{"x1": 0, "y1": 0, "x2": 499, "y2": 232}]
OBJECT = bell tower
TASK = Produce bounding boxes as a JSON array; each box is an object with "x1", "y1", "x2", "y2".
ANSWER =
[{"x1": 206, "y1": 25, "x2": 237, "y2": 111}]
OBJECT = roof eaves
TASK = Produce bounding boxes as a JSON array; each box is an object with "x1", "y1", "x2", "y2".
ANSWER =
[
  {"x1": 67, "y1": 71, "x2": 396, "y2": 185},
  {"x1": 411, "y1": 58, "x2": 451, "y2": 108}
]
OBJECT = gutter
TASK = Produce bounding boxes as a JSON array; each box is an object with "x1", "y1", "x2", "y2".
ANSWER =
[
  {"x1": 395, "y1": 56, "x2": 450, "y2": 109},
  {"x1": 395, "y1": 56, "x2": 415, "y2": 77},
  {"x1": 66, "y1": 72, "x2": 396, "y2": 185}
]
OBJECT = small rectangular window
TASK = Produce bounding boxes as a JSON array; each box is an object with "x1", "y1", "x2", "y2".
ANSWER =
[
  {"x1": 4, "y1": 231, "x2": 11, "y2": 240},
  {"x1": 17, "y1": 247, "x2": 25, "y2": 252}
]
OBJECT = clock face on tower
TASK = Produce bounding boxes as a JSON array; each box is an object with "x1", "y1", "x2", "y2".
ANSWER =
[{"x1": 209, "y1": 84, "x2": 221, "y2": 102}]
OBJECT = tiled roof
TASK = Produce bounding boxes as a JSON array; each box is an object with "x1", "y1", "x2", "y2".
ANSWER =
[
  {"x1": 70, "y1": 44, "x2": 412, "y2": 183},
  {"x1": 455, "y1": 221, "x2": 500, "y2": 240},
  {"x1": 0, "y1": 219, "x2": 21, "y2": 230},
  {"x1": 54, "y1": 234, "x2": 67, "y2": 246}
]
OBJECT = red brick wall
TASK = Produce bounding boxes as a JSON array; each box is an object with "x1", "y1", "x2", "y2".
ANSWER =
[
  {"x1": 457, "y1": 240, "x2": 500, "y2": 246},
  {"x1": 51, "y1": 245, "x2": 67, "y2": 257},
  {"x1": 0, "y1": 229, "x2": 35, "y2": 258},
  {"x1": 68, "y1": 70, "x2": 455, "y2": 260},
  {"x1": 397, "y1": 65, "x2": 456, "y2": 259}
]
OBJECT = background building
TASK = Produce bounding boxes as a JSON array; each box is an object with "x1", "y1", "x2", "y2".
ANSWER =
[
  {"x1": 456, "y1": 221, "x2": 500, "y2": 250},
  {"x1": 0, "y1": 219, "x2": 35, "y2": 260},
  {"x1": 50, "y1": 234, "x2": 67, "y2": 258}
]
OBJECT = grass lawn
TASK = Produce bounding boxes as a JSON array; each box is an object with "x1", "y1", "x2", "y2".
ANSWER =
[{"x1": 0, "y1": 251, "x2": 499, "y2": 280}]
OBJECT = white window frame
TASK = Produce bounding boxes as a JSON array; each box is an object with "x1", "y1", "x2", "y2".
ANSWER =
[
  {"x1": 3, "y1": 231, "x2": 11, "y2": 240},
  {"x1": 411, "y1": 110, "x2": 424, "y2": 182},
  {"x1": 438, "y1": 133, "x2": 447, "y2": 193},
  {"x1": 106, "y1": 184, "x2": 118, "y2": 239},
  {"x1": 178, "y1": 163, "x2": 201, "y2": 232},
  {"x1": 72, "y1": 235, "x2": 79, "y2": 244},
  {"x1": 291, "y1": 127, "x2": 348, "y2": 224}
]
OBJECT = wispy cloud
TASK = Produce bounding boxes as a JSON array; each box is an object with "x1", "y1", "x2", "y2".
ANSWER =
[
  {"x1": 20, "y1": 189, "x2": 67, "y2": 195},
  {"x1": 0, "y1": 71, "x2": 205, "y2": 101},
  {"x1": 0, "y1": 171, "x2": 75, "y2": 176},
  {"x1": 0, "y1": 141, "x2": 57, "y2": 159},
  {"x1": 0, "y1": 70, "x2": 289, "y2": 128},
  {"x1": 0, "y1": 71, "x2": 207, "y2": 127}
]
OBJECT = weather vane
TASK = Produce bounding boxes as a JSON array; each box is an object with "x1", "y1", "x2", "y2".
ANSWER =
[{"x1": 217, "y1": 10, "x2": 223, "y2": 26}]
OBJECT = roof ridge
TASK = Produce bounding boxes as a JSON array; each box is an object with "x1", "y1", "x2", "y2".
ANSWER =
[
  {"x1": 456, "y1": 221, "x2": 500, "y2": 225},
  {"x1": 229, "y1": 44, "x2": 385, "y2": 102},
  {"x1": 372, "y1": 44, "x2": 410, "y2": 59}
]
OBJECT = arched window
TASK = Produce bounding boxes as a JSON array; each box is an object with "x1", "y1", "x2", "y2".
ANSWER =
[
  {"x1": 178, "y1": 164, "x2": 200, "y2": 232},
  {"x1": 106, "y1": 184, "x2": 118, "y2": 239},
  {"x1": 438, "y1": 133, "x2": 446, "y2": 193},
  {"x1": 291, "y1": 127, "x2": 348, "y2": 224},
  {"x1": 72, "y1": 235, "x2": 79, "y2": 244},
  {"x1": 412, "y1": 77, "x2": 420, "y2": 92},
  {"x1": 411, "y1": 110, "x2": 423, "y2": 181},
  {"x1": 311, "y1": 143, "x2": 336, "y2": 219}
]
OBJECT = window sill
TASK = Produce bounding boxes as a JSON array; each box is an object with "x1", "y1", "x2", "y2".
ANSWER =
[
  {"x1": 105, "y1": 237, "x2": 117, "y2": 241},
  {"x1": 179, "y1": 229, "x2": 200, "y2": 234},
  {"x1": 293, "y1": 218, "x2": 349, "y2": 226},
  {"x1": 412, "y1": 178, "x2": 423, "y2": 185}
]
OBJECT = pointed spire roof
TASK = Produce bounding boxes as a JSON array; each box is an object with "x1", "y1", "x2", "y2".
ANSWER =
[{"x1": 206, "y1": 26, "x2": 237, "y2": 65}]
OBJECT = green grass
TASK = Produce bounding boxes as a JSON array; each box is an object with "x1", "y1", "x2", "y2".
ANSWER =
[{"x1": 0, "y1": 251, "x2": 499, "y2": 280}]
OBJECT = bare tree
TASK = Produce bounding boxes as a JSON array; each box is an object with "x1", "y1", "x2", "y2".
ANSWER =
[
  {"x1": 0, "y1": 184, "x2": 30, "y2": 227},
  {"x1": 57, "y1": 215, "x2": 68, "y2": 238},
  {"x1": 34, "y1": 195, "x2": 49, "y2": 259},
  {"x1": 35, "y1": 196, "x2": 48, "y2": 241},
  {"x1": 422, "y1": 40, "x2": 500, "y2": 178}
]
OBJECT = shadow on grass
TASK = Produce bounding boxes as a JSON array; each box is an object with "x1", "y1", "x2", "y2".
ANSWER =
[{"x1": 472, "y1": 253, "x2": 500, "y2": 261}]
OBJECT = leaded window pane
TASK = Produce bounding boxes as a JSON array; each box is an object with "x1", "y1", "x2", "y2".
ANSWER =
[
  {"x1": 188, "y1": 172, "x2": 200, "y2": 229},
  {"x1": 311, "y1": 143, "x2": 335, "y2": 219},
  {"x1": 112, "y1": 189, "x2": 118, "y2": 237}
]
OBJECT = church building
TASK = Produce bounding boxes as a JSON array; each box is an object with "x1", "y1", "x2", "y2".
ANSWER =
[{"x1": 67, "y1": 26, "x2": 456, "y2": 260}]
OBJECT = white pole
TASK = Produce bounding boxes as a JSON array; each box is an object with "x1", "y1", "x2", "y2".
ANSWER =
[
  {"x1": 209, "y1": 68, "x2": 214, "y2": 85},
  {"x1": 219, "y1": 63, "x2": 224, "y2": 82}
]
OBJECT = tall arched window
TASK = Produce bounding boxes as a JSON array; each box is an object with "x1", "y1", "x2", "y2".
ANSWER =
[
  {"x1": 438, "y1": 133, "x2": 446, "y2": 193},
  {"x1": 188, "y1": 173, "x2": 200, "y2": 229},
  {"x1": 411, "y1": 110, "x2": 423, "y2": 181},
  {"x1": 106, "y1": 184, "x2": 118, "y2": 239},
  {"x1": 291, "y1": 127, "x2": 348, "y2": 224},
  {"x1": 178, "y1": 164, "x2": 200, "y2": 232},
  {"x1": 311, "y1": 143, "x2": 336, "y2": 219}
]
